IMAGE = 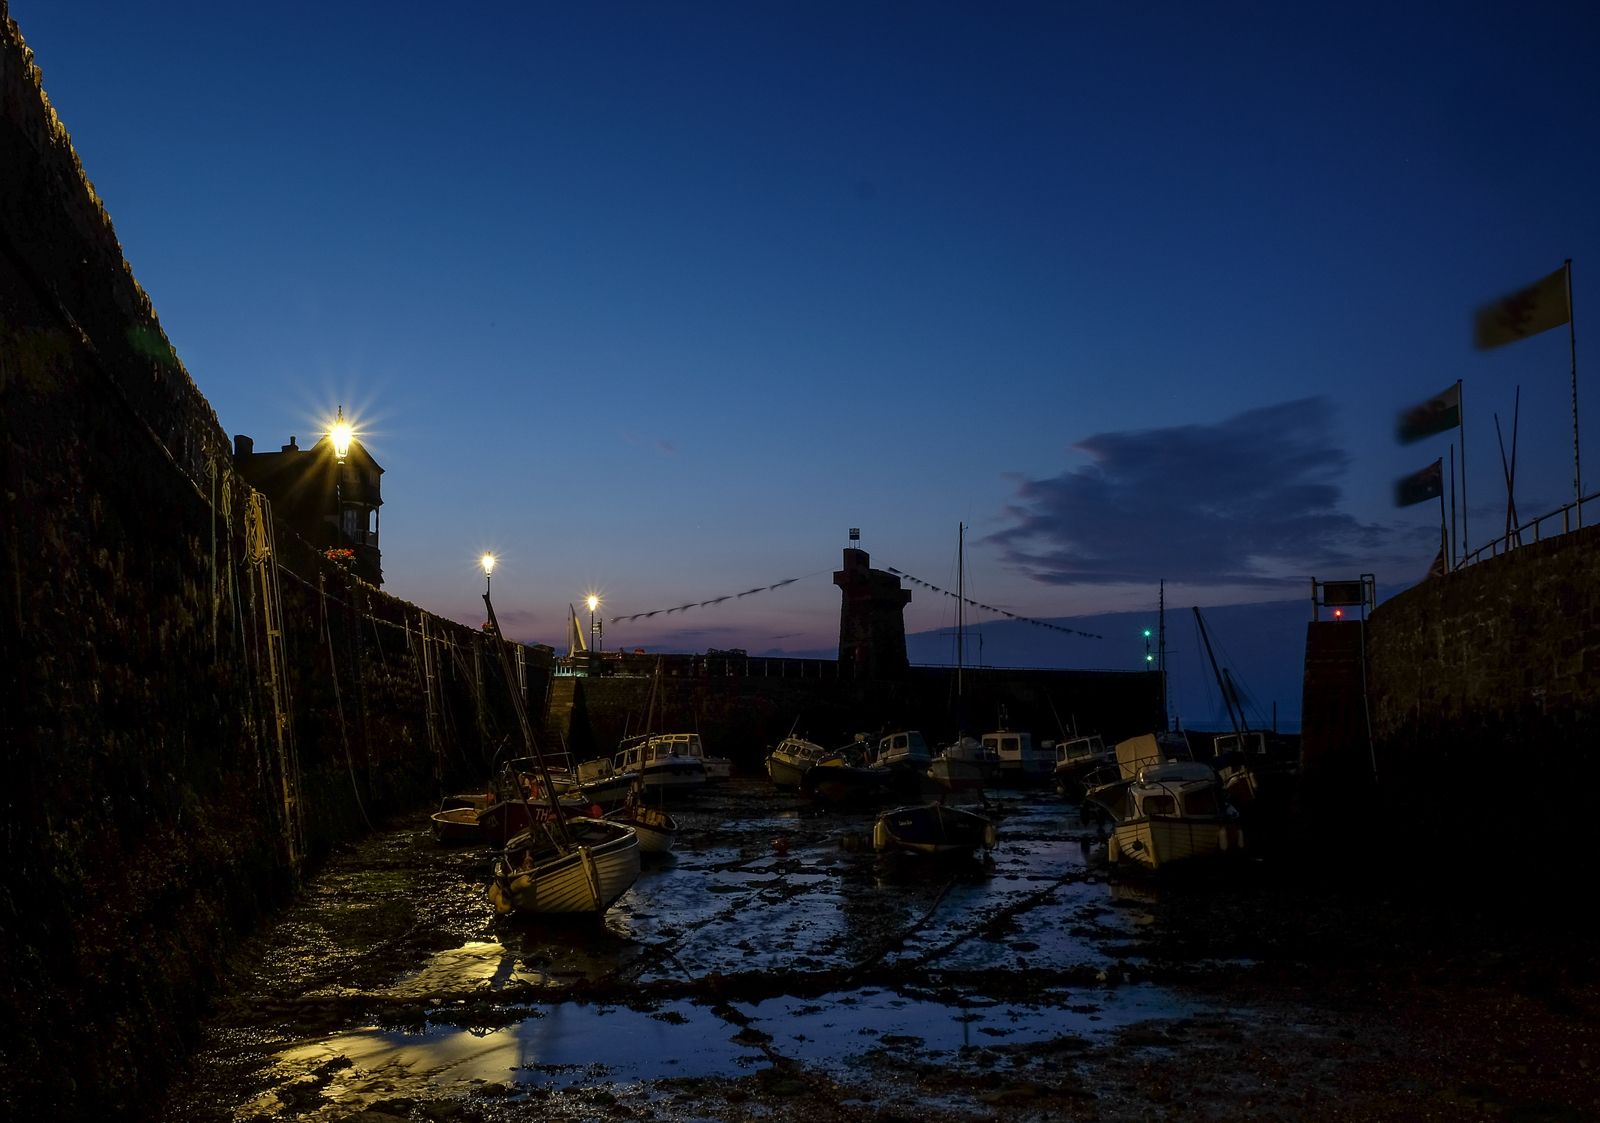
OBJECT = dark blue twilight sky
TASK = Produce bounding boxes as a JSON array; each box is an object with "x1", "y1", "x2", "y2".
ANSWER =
[{"x1": 14, "y1": 3, "x2": 1600, "y2": 694}]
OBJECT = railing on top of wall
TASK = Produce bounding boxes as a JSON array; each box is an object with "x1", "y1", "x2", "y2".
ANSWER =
[{"x1": 1461, "y1": 490, "x2": 1600, "y2": 568}]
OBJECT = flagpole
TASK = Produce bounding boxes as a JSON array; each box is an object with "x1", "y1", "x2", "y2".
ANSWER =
[
  {"x1": 1449, "y1": 443, "x2": 1457, "y2": 567},
  {"x1": 1439, "y1": 479, "x2": 1448, "y2": 572},
  {"x1": 1568, "y1": 259, "x2": 1580, "y2": 526},
  {"x1": 1458, "y1": 380, "x2": 1467, "y2": 564}
]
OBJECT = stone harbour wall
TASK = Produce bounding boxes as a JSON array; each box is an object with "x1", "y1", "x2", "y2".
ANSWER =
[
  {"x1": 0, "y1": 10, "x2": 547, "y2": 1117},
  {"x1": 1363, "y1": 522, "x2": 1600, "y2": 837}
]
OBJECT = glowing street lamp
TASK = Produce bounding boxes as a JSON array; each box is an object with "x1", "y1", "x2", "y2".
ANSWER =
[
  {"x1": 481, "y1": 554, "x2": 496, "y2": 596},
  {"x1": 587, "y1": 595, "x2": 601, "y2": 652},
  {"x1": 331, "y1": 406, "x2": 353, "y2": 461},
  {"x1": 329, "y1": 406, "x2": 354, "y2": 550}
]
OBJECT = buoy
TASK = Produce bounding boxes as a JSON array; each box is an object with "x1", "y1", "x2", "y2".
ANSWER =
[
  {"x1": 771, "y1": 837, "x2": 789, "y2": 854},
  {"x1": 872, "y1": 819, "x2": 890, "y2": 851}
]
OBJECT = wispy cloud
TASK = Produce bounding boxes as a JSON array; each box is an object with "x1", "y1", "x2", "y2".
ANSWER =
[{"x1": 988, "y1": 398, "x2": 1393, "y2": 587}]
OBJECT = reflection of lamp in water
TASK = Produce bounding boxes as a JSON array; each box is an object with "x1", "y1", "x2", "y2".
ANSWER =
[
  {"x1": 587, "y1": 595, "x2": 601, "y2": 652},
  {"x1": 482, "y1": 554, "x2": 496, "y2": 596}
]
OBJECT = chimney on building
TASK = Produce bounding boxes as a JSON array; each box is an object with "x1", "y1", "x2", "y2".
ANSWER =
[
  {"x1": 282, "y1": 436, "x2": 299, "y2": 453},
  {"x1": 233, "y1": 434, "x2": 254, "y2": 458}
]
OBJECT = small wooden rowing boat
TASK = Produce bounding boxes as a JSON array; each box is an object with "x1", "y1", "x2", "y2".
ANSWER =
[
  {"x1": 488, "y1": 817, "x2": 642, "y2": 916},
  {"x1": 873, "y1": 802, "x2": 997, "y2": 856}
]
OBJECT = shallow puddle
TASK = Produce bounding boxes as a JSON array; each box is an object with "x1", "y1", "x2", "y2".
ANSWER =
[{"x1": 272, "y1": 980, "x2": 1190, "y2": 1096}]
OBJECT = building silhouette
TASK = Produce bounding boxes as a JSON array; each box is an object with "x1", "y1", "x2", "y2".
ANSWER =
[
  {"x1": 833, "y1": 547, "x2": 911, "y2": 678},
  {"x1": 232, "y1": 432, "x2": 384, "y2": 584}
]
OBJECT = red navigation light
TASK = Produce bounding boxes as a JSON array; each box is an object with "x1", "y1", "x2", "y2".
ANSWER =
[{"x1": 1333, "y1": 608, "x2": 1344, "y2": 618}]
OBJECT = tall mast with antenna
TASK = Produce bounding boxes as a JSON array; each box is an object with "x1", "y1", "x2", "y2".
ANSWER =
[
  {"x1": 1158, "y1": 579, "x2": 1168, "y2": 731},
  {"x1": 956, "y1": 522, "x2": 964, "y2": 698}
]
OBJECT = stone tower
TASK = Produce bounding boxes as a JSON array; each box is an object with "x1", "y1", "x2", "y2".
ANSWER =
[{"x1": 833, "y1": 548, "x2": 912, "y2": 679}]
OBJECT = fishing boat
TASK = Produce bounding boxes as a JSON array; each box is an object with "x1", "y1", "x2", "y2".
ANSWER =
[
  {"x1": 873, "y1": 802, "x2": 997, "y2": 856},
  {"x1": 1079, "y1": 732, "x2": 1193, "y2": 830},
  {"x1": 613, "y1": 735, "x2": 707, "y2": 794},
  {"x1": 765, "y1": 735, "x2": 837, "y2": 788},
  {"x1": 1191, "y1": 607, "x2": 1299, "y2": 841},
  {"x1": 554, "y1": 756, "x2": 640, "y2": 808},
  {"x1": 477, "y1": 757, "x2": 596, "y2": 844},
  {"x1": 479, "y1": 589, "x2": 642, "y2": 917},
  {"x1": 649, "y1": 732, "x2": 733, "y2": 781},
  {"x1": 1102, "y1": 760, "x2": 1243, "y2": 871},
  {"x1": 802, "y1": 738, "x2": 890, "y2": 804},
  {"x1": 488, "y1": 816, "x2": 642, "y2": 915},
  {"x1": 984, "y1": 724, "x2": 1051, "y2": 786},
  {"x1": 604, "y1": 791, "x2": 678, "y2": 853},
  {"x1": 928, "y1": 735, "x2": 998, "y2": 793},
  {"x1": 429, "y1": 792, "x2": 491, "y2": 843},
  {"x1": 875, "y1": 730, "x2": 932, "y2": 774},
  {"x1": 1051, "y1": 733, "x2": 1111, "y2": 796}
]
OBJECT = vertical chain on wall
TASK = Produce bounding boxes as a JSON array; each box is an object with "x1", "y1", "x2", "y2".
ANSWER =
[
  {"x1": 415, "y1": 612, "x2": 444, "y2": 784},
  {"x1": 244, "y1": 492, "x2": 304, "y2": 869}
]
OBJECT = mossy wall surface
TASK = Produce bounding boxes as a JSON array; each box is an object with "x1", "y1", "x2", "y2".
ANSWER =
[{"x1": 0, "y1": 10, "x2": 545, "y2": 1117}]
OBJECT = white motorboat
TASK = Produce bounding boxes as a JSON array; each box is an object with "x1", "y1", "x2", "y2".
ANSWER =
[
  {"x1": 644, "y1": 732, "x2": 732, "y2": 781},
  {"x1": 614, "y1": 735, "x2": 707, "y2": 795},
  {"x1": 875, "y1": 730, "x2": 932, "y2": 773},
  {"x1": 984, "y1": 728, "x2": 1051, "y2": 785},
  {"x1": 1052, "y1": 733, "x2": 1111, "y2": 795},
  {"x1": 765, "y1": 735, "x2": 837, "y2": 788},
  {"x1": 928, "y1": 735, "x2": 998, "y2": 793},
  {"x1": 1100, "y1": 760, "x2": 1243, "y2": 871},
  {"x1": 487, "y1": 816, "x2": 642, "y2": 916},
  {"x1": 554, "y1": 756, "x2": 641, "y2": 808}
]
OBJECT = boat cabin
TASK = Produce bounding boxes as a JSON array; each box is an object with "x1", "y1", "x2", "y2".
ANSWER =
[
  {"x1": 876, "y1": 731, "x2": 931, "y2": 767},
  {"x1": 1055, "y1": 734, "x2": 1108, "y2": 767},
  {"x1": 1129, "y1": 761, "x2": 1227, "y2": 819},
  {"x1": 1212, "y1": 731, "x2": 1268, "y2": 756},
  {"x1": 984, "y1": 730, "x2": 1050, "y2": 775},
  {"x1": 614, "y1": 735, "x2": 702, "y2": 771},
  {"x1": 644, "y1": 733, "x2": 705, "y2": 759}
]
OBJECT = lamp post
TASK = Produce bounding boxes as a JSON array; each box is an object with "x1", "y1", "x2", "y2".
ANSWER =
[
  {"x1": 330, "y1": 407, "x2": 353, "y2": 551},
  {"x1": 481, "y1": 554, "x2": 495, "y2": 598},
  {"x1": 587, "y1": 595, "x2": 601, "y2": 652}
]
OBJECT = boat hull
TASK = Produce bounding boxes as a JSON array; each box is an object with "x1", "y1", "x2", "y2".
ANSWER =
[
  {"x1": 430, "y1": 806, "x2": 481, "y2": 844},
  {"x1": 1108, "y1": 816, "x2": 1244, "y2": 871},
  {"x1": 489, "y1": 820, "x2": 641, "y2": 915},
  {"x1": 640, "y1": 757, "x2": 706, "y2": 794},
  {"x1": 605, "y1": 805, "x2": 677, "y2": 853},
  {"x1": 873, "y1": 803, "x2": 997, "y2": 856},
  {"x1": 803, "y1": 763, "x2": 888, "y2": 805},
  {"x1": 928, "y1": 757, "x2": 995, "y2": 793}
]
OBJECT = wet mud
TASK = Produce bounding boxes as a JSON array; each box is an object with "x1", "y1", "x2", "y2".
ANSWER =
[{"x1": 162, "y1": 780, "x2": 1600, "y2": 1122}]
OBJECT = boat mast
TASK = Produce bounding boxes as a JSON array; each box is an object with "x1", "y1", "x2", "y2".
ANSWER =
[
  {"x1": 957, "y1": 522, "x2": 964, "y2": 699},
  {"x1": 483, "y1": 592, "x2": 575, "y2": 846},
  {"x1": 1191, "y1": 606, "x2": 1243, "y2": 736},
  {"x1": 1158, "y1": 579, "x2": 1168, "y2": 731}
]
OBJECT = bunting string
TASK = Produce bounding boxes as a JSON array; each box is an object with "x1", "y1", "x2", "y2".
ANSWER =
[
  {"x1": 884, "y1": 567, "x2": 1102, "y2": 639},
  {"x1": 609, "y1": 571, "x2": 825, "y2": 624}
]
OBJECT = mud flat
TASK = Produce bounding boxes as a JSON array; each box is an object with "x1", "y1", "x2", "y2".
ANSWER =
[{"x1": 162, "y1": 780, "x2": 1600, "y2": 1122}]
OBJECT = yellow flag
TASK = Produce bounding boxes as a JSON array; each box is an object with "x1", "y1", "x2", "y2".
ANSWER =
[{"x1": 1473, "y1": 265, "x2": 1571, "y2": 350}]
